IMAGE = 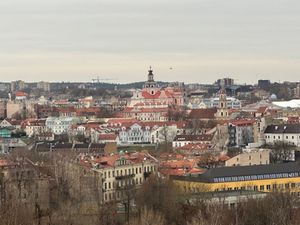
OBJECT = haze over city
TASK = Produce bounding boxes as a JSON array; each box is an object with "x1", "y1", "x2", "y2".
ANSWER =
[
  {"x1": 1, "y1": 0, "x2": 300, "y2": 83},
  {"x1": 3, "y1": 1, "x2": 300, "y2": 225}
]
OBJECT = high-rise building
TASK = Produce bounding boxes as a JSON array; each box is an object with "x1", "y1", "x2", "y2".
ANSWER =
[
  {"x1": 258, "y1": 80, "x2": 271, "y2": 90},
  {"x1": 216, "y1": 78, "x2": 234, "y2": 87},
  {"x1": 294, "y1": 83, "x2": 300, "y2": 98},
  {"x1": 37, "y1": 81, "x2": 50, "y2": 92},
  {"x1": 11, "y1": 80, "x2": 26, "y2": 92}
]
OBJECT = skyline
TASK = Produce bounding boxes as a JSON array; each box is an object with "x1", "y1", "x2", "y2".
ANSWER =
[{"x1": 1, "y1": 0, "x2": 300, "y2": 83}]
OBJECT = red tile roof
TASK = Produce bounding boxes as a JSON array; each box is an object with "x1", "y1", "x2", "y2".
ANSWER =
[
  {"x1": 229, "y1": 119, "x2": 255, "y2": 126},
  {"x1": 256, "y1": 107, "x2": 268, "y2": 114},
  {"x1": 99, "y1": 133, "x2": 117, "y2": 141},
  {"x1": 141, "y1": 90, "x2": 162, "y2": 99},
  {"x1": 15, "y1": 91, "x2": 27, "y2": 97},
  {"x1": 189, "y1": 108, "x2": 217, "y2": 119}
]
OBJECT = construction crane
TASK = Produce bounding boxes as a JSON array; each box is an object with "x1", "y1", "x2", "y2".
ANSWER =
[{"x1": 92, "y1": 76, "x2": 117, "y2": 83}]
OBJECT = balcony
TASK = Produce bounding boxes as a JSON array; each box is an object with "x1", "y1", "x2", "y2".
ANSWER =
[
  {"x1": 116, "y1": 183, "x2": 136, "y2": 190},
  {"x1": 143, "y1": 172, "x2": 152, "y2": 179},
  {"x1": 115, "y1": 174, "x2": 135, "y2": 180}
]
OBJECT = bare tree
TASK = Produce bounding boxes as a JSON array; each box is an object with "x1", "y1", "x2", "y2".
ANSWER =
[{"x1": 129, "y1": 207, "x2": 166, "y2": 225}]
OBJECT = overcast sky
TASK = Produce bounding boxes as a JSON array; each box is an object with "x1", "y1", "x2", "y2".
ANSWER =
[{"x1": 0, "y1": 0, "x2": 300, "y2": 84}]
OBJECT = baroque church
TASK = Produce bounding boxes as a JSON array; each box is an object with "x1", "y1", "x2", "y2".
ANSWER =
[
  {"x1": 124, "y1": 68, "x2": 184, "y2": 121},
  {"x1": 129, "y1": 68, "x2": 184, "y2": 108}
]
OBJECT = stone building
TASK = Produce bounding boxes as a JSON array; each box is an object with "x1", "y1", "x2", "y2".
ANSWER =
[
  {"x1": 79, "y1": 151, "x2": 158, "y2": 203},
  {"x1": 225, "y1": 149, "x2": 270, "y2": 167},
  {"x1": 0, "y1": 159, "x2": 50, "y2": 218}
]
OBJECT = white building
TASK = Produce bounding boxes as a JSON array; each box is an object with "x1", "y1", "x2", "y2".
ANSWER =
[
  {"x1": 228, "y1": 120, "x2": 255, "y2": 147},
  {"x1": 45, "y1": 117, "x2": 77, "y2": 135},
  {"x1": 264, "y1": 124, "x2": 300, "y2": 147},
  {"x1": 119, "y1": 123, "x2": 151, "y2": 144},
  {"x1": 189, "y1": 97, "x2": 241, "y2": 109}
]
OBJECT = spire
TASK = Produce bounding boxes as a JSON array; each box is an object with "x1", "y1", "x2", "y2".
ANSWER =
[{"x1": 148, "y1": 66, "x2": 154, "y2": 82}]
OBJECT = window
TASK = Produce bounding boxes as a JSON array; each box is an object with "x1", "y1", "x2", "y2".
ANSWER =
[
  {"x1": 260, "y1": 185, "x2": 264, "y2": 191},
  {"x1": 254, "y1": 185, "x2": 258, "y2": 191},
  {"x1": 285, "y1": 183, "x2": 290, "y2": 189},
  {"x1": 266, "y1": 185, "x2": 271, "y2": 190}
]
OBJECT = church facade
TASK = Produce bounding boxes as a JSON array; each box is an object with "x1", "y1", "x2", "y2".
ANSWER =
[
  {"x1": 129, "y1": 68, "x2": 184, "y2": 107},
  {"x1": 124, "y1": 68, "x2": 184, "y2": 121}
]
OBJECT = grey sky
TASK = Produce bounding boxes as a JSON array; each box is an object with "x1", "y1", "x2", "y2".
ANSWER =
[{"x1": 0, "y1": 0, "x2": 300, "y2": 84}]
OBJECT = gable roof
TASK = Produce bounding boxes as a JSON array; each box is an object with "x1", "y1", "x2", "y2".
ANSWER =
[
  {"x1": 264, "y1": 124, "x2": 300, "y2": 134},
  {"x1": 172, "y1": 162, "x2": 300, "y2": 183}
]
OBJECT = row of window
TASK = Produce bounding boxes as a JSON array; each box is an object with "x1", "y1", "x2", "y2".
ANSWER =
[
  {"x1": 104, "y1": 177, "x2": 144, "y2": 190},
  {"x1": 174, "y1": 141, "x2": 210, "y2": 147},
  {"x1": 120, "y1": 137, "x2": 150, "y2": 142},
  {"x1": 103, "y1": 165, "x2": 156, "y2": 179},
  {"x1": 213, "y1": 172, "x2": 299, "y2": 183},
  {"x1": 265, "y1": 135, "x2": 299, "y2": 140},
  {"x1": 185, "y1": 182, "x2": 300, "y2": 193},
  {"x1": 104, "y1": 190, "x2": 129, "y2": 202},
  {"x1": 236, "y1": 154, "x2": 263, "y2": 161}
]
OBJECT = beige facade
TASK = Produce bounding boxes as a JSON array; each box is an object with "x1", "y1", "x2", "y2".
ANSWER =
[
  {"x1": 225, "y1": 149, "x2": 270, "y2": 167},
  {"x1": 0, "y1": 100, "x2": 6, "y2": 118},
  {"x1": 216, "y1": 88, "x2": 229, "y2": 119},
  {"x1": 95, "y1": 159, "x2": 158, "y2": 203},
  {"x1": 6, "y1": 101, "x2": 24, "y2": 119}
]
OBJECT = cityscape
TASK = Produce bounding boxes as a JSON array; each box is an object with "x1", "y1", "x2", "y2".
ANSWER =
[
  {"x1": 2, "y1": 0, "x2": 300, "y2": 225},
  {"x1": 1, "y1": 70, "x2": 300, "y2": 225}
]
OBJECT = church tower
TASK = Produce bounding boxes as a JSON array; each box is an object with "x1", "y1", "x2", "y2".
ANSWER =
[
  {"x1": 217, "y1": 86, "x2": 229, "y2": 119},
  {"x1": 143, "y1": 67, "x2": 159, "y2": 95},
  {"x1": 148, "y1": 66, "x2": 154, "y2": 82}
]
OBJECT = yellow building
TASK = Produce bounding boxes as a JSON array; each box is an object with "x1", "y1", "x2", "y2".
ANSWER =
[{"x1": 172, "y1": 163, "x2": 300, "y2": 193}]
